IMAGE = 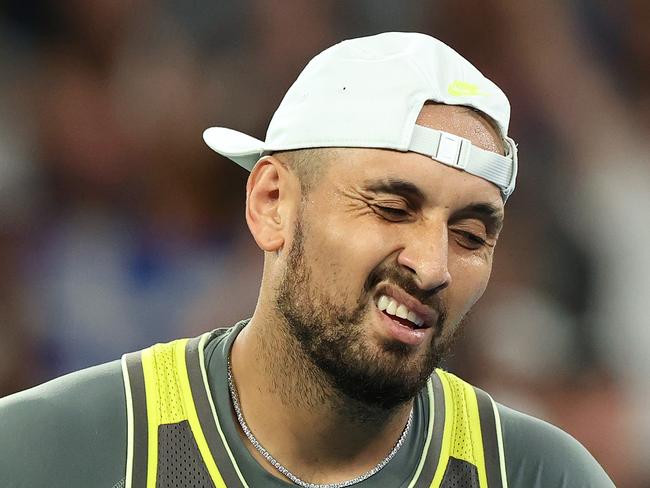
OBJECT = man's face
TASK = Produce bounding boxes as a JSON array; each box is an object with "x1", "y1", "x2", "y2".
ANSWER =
[{"x1": 275, "y1": 104, "x2": 505, "y2": 411}]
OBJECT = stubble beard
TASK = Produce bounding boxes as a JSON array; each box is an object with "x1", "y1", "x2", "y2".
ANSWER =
[{"x1": 275, "y1": 218, "x2": 461, "y2": 415}]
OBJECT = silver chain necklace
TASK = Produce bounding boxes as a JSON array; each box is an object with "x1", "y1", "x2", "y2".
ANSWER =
[{"x1": 227, "y1": 360, "x2": 413, "y2": 488}]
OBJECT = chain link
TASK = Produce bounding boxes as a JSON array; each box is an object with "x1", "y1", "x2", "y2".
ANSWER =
[{"x1": 227, "y1": 360, "x2": 413, "y2": 488}]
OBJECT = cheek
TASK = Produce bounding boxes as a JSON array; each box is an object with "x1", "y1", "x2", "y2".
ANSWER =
[
  {"x1": 302, "y1": 210, "x2": 389, "y2": 299},
  {"x1": 448, "y1": 253, "x2": 493, "y2": 316}
]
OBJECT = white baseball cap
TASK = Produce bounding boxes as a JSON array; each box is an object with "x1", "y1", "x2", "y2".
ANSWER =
[{"x1": 203, "y1": 32, "x2": 518, "y2": 199}]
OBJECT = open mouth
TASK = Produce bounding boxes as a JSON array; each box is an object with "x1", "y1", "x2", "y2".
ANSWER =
[{"x1": 376, "y1": 294, "x2": 428, "y2": 330}]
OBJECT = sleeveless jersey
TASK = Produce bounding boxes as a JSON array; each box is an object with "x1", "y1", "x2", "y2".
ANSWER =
[{"x1": 121, "y1": 333, "x2": 507, "y2": 487}]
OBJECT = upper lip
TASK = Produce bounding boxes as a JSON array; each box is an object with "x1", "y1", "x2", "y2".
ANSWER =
[{"x1": 375, "y1": 283, "x2": 438, "y2": 329}]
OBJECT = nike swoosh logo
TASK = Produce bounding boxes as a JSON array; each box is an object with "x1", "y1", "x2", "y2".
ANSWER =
[{"x1": 447, "y1": 80, "x2": 490, "y2": 97}]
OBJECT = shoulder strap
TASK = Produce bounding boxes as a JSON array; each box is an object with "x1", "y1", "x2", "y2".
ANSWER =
[
  {"x1": 122, "y1": 350, "x2": 149, "y2": 488},
  {"x1": 433, "y1": 370, "x2": 507, "y2": 488},
  {"x1": 183, "y1": 334, "x2": 249, "y2": 488},
  {"x1": 121, "y1": 334, "x2": 248, "y2": 488},
  {"x1": 473, "y1": 387, "x2": 508, "y2": 488}
]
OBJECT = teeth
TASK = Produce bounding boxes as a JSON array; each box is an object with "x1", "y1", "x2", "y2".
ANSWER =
[
  {"x1": 386, "y1": 298, "x2": 397, "y2": 315},
  {"x1": 396, "y1": 304, "x2": 408, "y2": 319},
  {"x1": 376, "y1": 294, "x2": 424, "y2": 327},
  {"x1": 377, "y1": 295, "x2": 390, "y2": 311}
]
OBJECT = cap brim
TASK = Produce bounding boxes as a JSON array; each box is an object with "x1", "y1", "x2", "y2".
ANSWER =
[{"x1": 202, "y1": 127, "x2": 264, "y2": 171}]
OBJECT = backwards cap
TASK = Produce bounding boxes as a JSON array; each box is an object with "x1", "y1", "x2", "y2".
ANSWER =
[{"x1": 203, "y1": 32, "x2": 518, "y2": 199}]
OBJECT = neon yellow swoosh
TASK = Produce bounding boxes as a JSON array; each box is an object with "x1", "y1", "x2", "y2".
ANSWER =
[{"x1": 447, "y1": 80, "x2": 490, "y2": 97}]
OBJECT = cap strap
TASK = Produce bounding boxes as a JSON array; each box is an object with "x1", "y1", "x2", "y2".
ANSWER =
[{"x1": 409, "y1": 125, "x2": 517, "y2": 200}]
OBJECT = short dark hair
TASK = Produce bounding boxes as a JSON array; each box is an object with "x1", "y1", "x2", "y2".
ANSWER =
[{"x1": 273, "y1": 148, "x2": 338, "y2": 195}]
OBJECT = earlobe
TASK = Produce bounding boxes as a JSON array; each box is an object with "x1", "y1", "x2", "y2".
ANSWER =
[{"x1": 245, "y1": 157, "x2": 288, "y2": 252}]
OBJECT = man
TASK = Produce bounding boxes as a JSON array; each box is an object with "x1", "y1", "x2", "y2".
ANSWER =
[{"x1": 0, "y1": 32, "x2": 614, "y2": 487}]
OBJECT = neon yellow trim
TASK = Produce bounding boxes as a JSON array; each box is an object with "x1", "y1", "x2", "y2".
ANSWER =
[
  {"x1": 463, "y1": 381, "x2": 488, "y2": 487},
  {"x1": 405, "y1": 378, "x2": 434, "y2": 488},
  {"x1": 174, "y1": 339, "x2": 229, "y2": 488},
  {"x1": 490, "y1": 394, "x2": 508, "y2": 488},
  {"x1": 152, "y1": 342, "x2": 186, "y2": 424},
  {"x1": 197, "y1": 333, "x2": 251, "y2": 487},
  {"x1": 141, "y1": 347, "x2": 160, "y2": 488},
  {"x1": 120, "y1": 355, "x2": 135, "y2": 488},
  {"x1": 447, "y1": 375, "x2": 472, "y2": 462},
  {"x1": 429, "y1": 371, "x2": 454, "y2": 487}
]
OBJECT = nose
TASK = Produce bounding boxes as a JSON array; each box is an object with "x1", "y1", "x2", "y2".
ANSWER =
[{"x1": 397, "y1": 224, "x2": 452, "y2": 293}]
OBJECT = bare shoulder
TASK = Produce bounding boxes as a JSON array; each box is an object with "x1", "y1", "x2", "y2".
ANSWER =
[
  {"x1": 0, "y1": 360, "x2": 126, "y2": 488},
  {"x1": 497, "y1": 403, "x2": 615, "y2": 488}
]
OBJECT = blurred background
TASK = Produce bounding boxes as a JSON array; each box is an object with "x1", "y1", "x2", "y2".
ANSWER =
[{"x1": 0, "y1": 0, "x2": 648, "y2": 485}]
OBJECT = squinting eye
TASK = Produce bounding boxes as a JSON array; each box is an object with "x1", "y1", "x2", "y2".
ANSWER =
[
  {"x1": 375, "y1": 206, "x2": 409, "y2": 220},
  {"x1": 454, "y1": 230, "x2": 487, "y2": 250}
]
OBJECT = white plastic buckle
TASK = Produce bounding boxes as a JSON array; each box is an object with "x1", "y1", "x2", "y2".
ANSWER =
[{"x1": 435, "y1": 132, "x2": 466, "y2": 169}]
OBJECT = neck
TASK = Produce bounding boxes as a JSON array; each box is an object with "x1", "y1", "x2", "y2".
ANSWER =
[{"x1": 229, "y1": 310, "x2": 413, "y2": 484}]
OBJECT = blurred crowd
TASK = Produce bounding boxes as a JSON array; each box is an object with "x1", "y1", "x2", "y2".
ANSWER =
[{"x1": 0, "y1": 1, "x2": 648, "y2": 486}]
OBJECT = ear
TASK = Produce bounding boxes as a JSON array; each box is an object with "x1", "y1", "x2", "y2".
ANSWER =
[{"x1": 245, "y1": 156, "x2": 298, "y2": 252}]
